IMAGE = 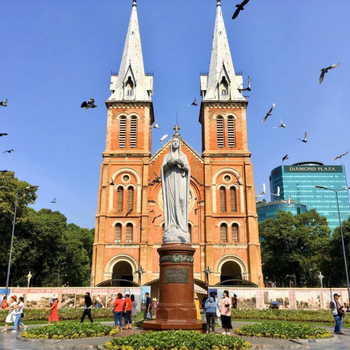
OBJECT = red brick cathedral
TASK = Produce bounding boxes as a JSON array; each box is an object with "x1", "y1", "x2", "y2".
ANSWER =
[{"x1": 91, "y1": 0, "x2": 263, "y2": 291}]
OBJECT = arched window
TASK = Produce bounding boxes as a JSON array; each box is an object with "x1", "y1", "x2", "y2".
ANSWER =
[
  {"x1": 126, "y1": 223, "x2": 133, "y2": 242},
  {"x1": 115, "y1": 223, "x2": 122, "y2": 242},
  {"x1": 220, "y1": 224, "x2": 228, "y2": 243},
  {"x1": 232, "y1": 224, "x2": 239, "y2": 242},
  {"x1": 119, "y1": 117, "x2": 127, "y2": 148},
  {"x1": 230, "y1": 187, "x2": 237, "y2": 212},
  {"x1": 220, "y1": 186, "x2": 226, "y2": 212},
  {"x1": 217, "y1": 116, "x2": 224, "y2": 148},
  {"x1": 126, "y1": 76, "x2": 134, "y2": 96},
  {"x1": 220, "y1": 77, "x2": 228, "y2": 97},
  {"x1": 227, "y1": 116, "x2": 235, "y2": 148},
  {"x1": 130, "y1": 116, "x2": 137, "y2": 148},
  {"x1": 188, "y1": 223, "x2": 192, "y2": 242},
  {"x1": 127, "y1": 186, "x2": 134, "y2": 212},
  {"x1": 117, "y1": 187, "x2": 124, "y2": 212}
]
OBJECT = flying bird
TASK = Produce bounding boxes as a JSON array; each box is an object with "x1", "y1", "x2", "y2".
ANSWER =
[
  {"x1": 282, "y1": 154, "x2": 289, "y2": 163},
  {"x1": 81, "y1": 98, "x2": 97, "y2": 111},
  {"x1": 262, "y1": 103, "x2": 275, "y2": 123},
  {"x1": 232, "y1": 0, "x2": 250, "y2": 20},
  {"x1": 238, "y1": 175, "x2": 243, "y2": 185},
  {"x1": 126, "y1": 209, "x2": 132, "y2": 217},
  {"x1": 3, "y1": 149, "x2": 14, "y2": 153},
  {"x1": 273, "y1": 118, "x2": 286, "y2": 129},
  {"x1": 238, "y1": 76, "x2": 251, "y2": 93},
  {"x1": 297, "y1": 132, "x2": 308, "y2": 143},
  {"x1": 319, "y1": 63, "x2": 339, "y2": 84},
  {"x1": 50, "y1": 198, "x2": 57, "y2": 203},
  {"x1": 0, "y1": 133, "x2": 8, "y2": 137},
  {"x1": 0, "y1": 99, "x2": 8, "y2": 107},
  {"x1": 188, "y1": 98, "x2": 197, "y2": 106},
  {"x1": 152, "y1": 214, "x2": 162, "y2": 224},
  {"x1": 271, "y1": 186, "x2": 280, "y2": 198},
  {"x1": 281, "y1": 196, "x2": 291, "y2": 205},
  {"x1": 152, "y1": 121, "x2": 159, "y2": 129},
  {"x1": 256, "y1": 183, "x2": 266, "y2": 198},
  {"x1": 333, "y1": 151, "x2": 349, "y2": 161},
  {"x1": 160, "y1": 134, "x2": 168, "y2": 143}
]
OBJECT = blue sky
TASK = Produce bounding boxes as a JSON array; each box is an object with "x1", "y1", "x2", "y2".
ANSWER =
[{"x1": 1, "y1": 0, "x2": 350, "y2": 229}]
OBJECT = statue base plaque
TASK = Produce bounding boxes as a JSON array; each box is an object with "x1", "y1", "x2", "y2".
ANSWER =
[{"x1": 143, "y1": 243, "x2": 206, "y2": 332}]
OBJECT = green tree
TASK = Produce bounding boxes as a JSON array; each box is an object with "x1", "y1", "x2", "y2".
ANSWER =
[{"x1": 259, "y1": 209, "x2": 331, "y2": 287}]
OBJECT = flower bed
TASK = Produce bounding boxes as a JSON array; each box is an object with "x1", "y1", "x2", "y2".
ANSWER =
[
  {"x1": 104, "y1": 330, "x2": 252, "y2": 350},
  {"x1": 22, "y1": 322, "x2": 118, "y2": 340},
  {"x1": 235, "y1": 322, "x2": 332, "y2": 340},
  {"x1": 0, "y1": 308, "x2": 113, "y2": 322},
  {"x1": 231, "y1": 309, "x2": 349, "y2": 324}
]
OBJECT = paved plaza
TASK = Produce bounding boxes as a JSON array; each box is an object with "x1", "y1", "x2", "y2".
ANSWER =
[{"x1": 0, "y1": 322, "x2": 349, "y2": 350}]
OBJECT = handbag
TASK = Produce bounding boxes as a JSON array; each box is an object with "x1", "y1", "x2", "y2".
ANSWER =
[
  {"x1": 21, "y1": 312, "x2": 24, "y2": 318},
  {"x1": 146, "y1": 311, "x2": 151, "y2": 319},
  {"x1": 216, "y1": 307, "x2": 221, "y2": 318}
]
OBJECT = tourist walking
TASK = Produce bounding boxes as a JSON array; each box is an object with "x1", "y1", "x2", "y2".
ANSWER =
[
  {"x1": 2, "y1": 295, "x2": 17, "y2": 332},
  {"x1": 219, "y1": 290, "x2": 232, "y2": 335},
  {"x1": 330, "y1": 293, "x2": 345, "y2": 334},
  {"x1": 232, "y1": 293, "x2": 238, "y2": 309},
  {"x1": 46, "y1": 294, "x2": 59, "y2": 325},
  {"x1": 204, "y1": 291, "x2": 219, "y2": 334},
  {"x1": 144, "y1": 292, "x2": 152, "y2": 319},
  {"x1": 131, "y1": 294, "x2": 138, "y2": 324},
  {"x1": 113, "y1": 293, "x2": 125, "y2": 331},
  {"x1": 80, "y1": 292, "x2": 93, "y2": 323},
  {"x1": 12, "y1": 297, "x2": 27, "y2": 333},
  {"x1": 194, "y1": 293, "x2": 201, "y2": 320},
  {"x1": 124, "y1": 294, "x2": 132, "y2": 329}
]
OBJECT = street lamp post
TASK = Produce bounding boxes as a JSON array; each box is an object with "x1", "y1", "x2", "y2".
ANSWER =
[
  {"x1": 315, "y1": 185, "x2": 350, "y2": 308},
  {"x1": 0, "y1": 185, "x2": 38, "y2": 298},
  {"x1": 135, "y1": 267, "x2": 145, "y2": 286},
  {"x1": 203, "y1": 266, "x2": 212, "y2": 294}
]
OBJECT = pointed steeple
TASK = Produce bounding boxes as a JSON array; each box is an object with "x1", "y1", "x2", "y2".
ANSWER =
[
  {"x1": 201, "y1": 0, "x2": 244, "y2": 101},
  {"x1": 109, "y1": 0, "x2": 153, "y2": 101}
]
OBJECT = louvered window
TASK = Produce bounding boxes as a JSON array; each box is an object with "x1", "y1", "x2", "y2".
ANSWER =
[
  {"x1": 117, "y1": 187, "x2": 124, "y2": 212},
  {"x1": 115, "y1": 224, "x2": 122, "y2": 242},
  {"x1": 230, "y1": 187, "x2": 237, "y2": 212},
  {"x1": 220, "y1": 187, "x2": 226, "y2": 212},
  {"x1": 130, "y1": 116, "x2": 137, "y2": 148},
  {"x1": 217, "y1": 116, "x2": 224, "y2": 148},
  {"x1": 126, "y1": 223, "x2": 133, "y2": 242},
  {"x1": 228, "y1": 116, "x2": 235, "y2": 148},
  {"x1": 188, "y1": 224, "x2": 192, "y2": 242},
  {"x1": 232, "y1": 224, "x2": 239, "y2": 242},
  {"x1": 220, "y1": 224, "x2": 227, "y2": 243},
  {"x1": 127, "y1": 187, "x2": 134, "y2": 211},
  {"x1": 119, "y1": 117, "x2": 126, "y2": 148}
]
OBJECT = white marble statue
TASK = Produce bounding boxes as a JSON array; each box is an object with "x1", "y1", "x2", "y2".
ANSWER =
[{"x1": 161, "y1": 136, "x2": 191, "y2": 243}]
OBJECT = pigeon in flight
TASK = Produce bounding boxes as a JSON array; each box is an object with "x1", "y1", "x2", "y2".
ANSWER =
[
  {"x1": 333, "y1": 151, "x2": 348, "y2": 161},
  {"x1": 81, "y1": 98, "x2": 97, "y2": 111},
  {"x1": 160, "y1": 134, "x2": 168, "y2": 143},
  {"x1": 152, "y1": 214, "x2": 162, "y2": 224},
  {"x1": 271, "y1": 186, "x2": 280, "y2": 198},
  {"x1": 281, "y1": 196, "x2": 291, "y2": 205},
  {"x1": 238, "y1": 76, "x2": 251, "y2": 93},
  {"x1": 297, "y1": 132, "x2": 308, "y2": 143},
  {"x1": 282, "y1": 154, "x2": 289, "y2": 163},
  {"x1": 0, "y1": 99, "x2": 8, "y2": 107},
  {"x1": 232, "y1": 0, "x2": 250, "y2": 20},
  {"x1": 0, "y1": 133, "x2": 8, "y2": 137},
  {"x1": 273, "y1": 117, "x2": 286, "y2": 129},
  {"x1": 188, "y1": 98, "x2": 197, "y2": 106},
  {"x1": 238, "y1": 175, "x2": 243, "y2": 185},
  {"x1": 256, "y1": 183, "x2": 266, "y2": 198},
  {"x1": 319, "y1": 63, "x2": 339, "y2": 84},
  {"x1": 3, "y1": 149, "x2": 14, "y2": 153},
  {"x1": 151, "y1": 121, "x2": 159, "y2": 129},
  {"x1": 50, "y1": 198, "x2": 57, "y2": 203},
  {"x1": 262, "y1": 103, "x2": 275, "y2": 123}
]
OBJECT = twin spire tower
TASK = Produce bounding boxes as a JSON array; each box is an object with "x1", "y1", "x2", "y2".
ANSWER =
[{"x1": 91, "y1": 0, "x2": 263, "y2": 289}]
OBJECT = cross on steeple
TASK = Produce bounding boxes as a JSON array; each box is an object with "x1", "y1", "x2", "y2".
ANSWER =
[
  {"x1": 133, "y1": 0, "x2": 137, "y2": 7},
  {"x1": 173, "y1": 124, "x2": 181, "y2": 136}
]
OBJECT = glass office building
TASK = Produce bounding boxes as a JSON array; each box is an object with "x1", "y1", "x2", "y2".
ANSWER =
[
  {"x1": 257, "y1": 201, "x2": 307, "y2": 224},
  {"x1": 269, "y1": 162, "x2": 350, "y2": 231}
]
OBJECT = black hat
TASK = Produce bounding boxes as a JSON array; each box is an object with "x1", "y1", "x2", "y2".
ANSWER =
[{"x1": 334, "y1": 293, "x2": 341, "y2": 297}]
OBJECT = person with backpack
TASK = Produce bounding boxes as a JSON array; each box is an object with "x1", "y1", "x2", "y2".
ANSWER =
[
  {"x1": 204, "y1": 291, "x2": 219, "y2": 334},
  {"x1": 80, "y1": 292, "x2": 93, "y2": 323},
  {"x1": 330, "y1": 293, "x2": 345, "y2": 334}
]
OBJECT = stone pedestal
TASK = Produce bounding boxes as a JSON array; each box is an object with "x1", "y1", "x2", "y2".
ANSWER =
[{"x1": 143, "y1": 243, "x2": 206, "y2": 331}]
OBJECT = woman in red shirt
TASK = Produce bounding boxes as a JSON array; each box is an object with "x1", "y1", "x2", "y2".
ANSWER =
[
  {"x1": 46, "y1": 294, "x2": 59, "y2": 326},
  {"x1": 124, "y1": 294, "x2": 132, "y2": 329},
  {"x1": 113, "y1": 293, "x2": 125, "y2": 330}
]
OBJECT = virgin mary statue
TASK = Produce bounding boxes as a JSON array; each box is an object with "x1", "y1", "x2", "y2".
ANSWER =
[{"x1": 161, "y1": 136, "x2": 190, "y2": 243}]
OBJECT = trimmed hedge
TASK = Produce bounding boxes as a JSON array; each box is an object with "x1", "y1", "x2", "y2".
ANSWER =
[
  {"x1": 104, "y1": 330, "x2": 252, "y2": 350},
  {"x1": 235, "y1": 322, "x2": 332, "y2": 340},
  {"x1": 22, "y1": 322, "x2": 118, "y2": 339}
]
